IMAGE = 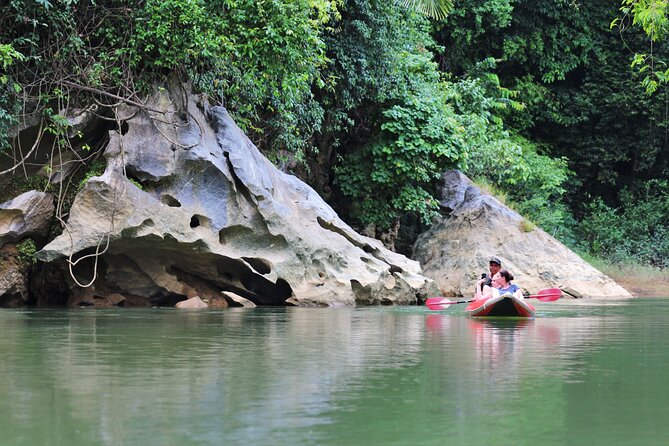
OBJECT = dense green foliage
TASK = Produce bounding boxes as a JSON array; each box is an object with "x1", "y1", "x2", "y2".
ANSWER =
[
  {"x1": 429, "y1": 0, "x2": 668, "y2": 265},
  {"x1": 325, "y1": 4, "x2": 466, "y2": 227},
  {"x1": 1, "y1": 0, "x2": 667, "y2": 266},
  {"x1": 16, "y1": 238, "x2": 37, "y2": 266},
  {"x1": 615, "y1": 0, "x2": 669, "y2": 94},
  {"x1": 0, "y1": 44, "x2": 22, "y2": 152},
  {"x1": 0, "y1": 0, "x2": 337, "y2": 158},
  {"x1": 399, "y1": 0, "x2": 453, "y2": 20},
  {"x1": 579, "y1": 180, "x2": 669, "y2": 267},
  {"x1": 319, "y1": 2, "x2": 572, "y2": 236}
]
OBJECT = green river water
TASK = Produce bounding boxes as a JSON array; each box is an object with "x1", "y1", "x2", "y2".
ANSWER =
[{"x1": 1, "y1": 298, "x2": 669, "y2": 446}]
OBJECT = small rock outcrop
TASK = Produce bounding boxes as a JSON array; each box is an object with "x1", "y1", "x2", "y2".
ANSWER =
[
  {"x1": 0, "y1": 191, "x2": 55, "y2": 307},
  {"x1": 0, "y1": 191, "x2": 54, "y2": 245},
  {"x1": 413, "y1": 170, "x2": 633, "y2": 299},
  {"x1": 30, "y1": 83, "x2": 436, "y2": 307},
  {"x1": 176, "y1": 296, "x2": 208, "y2": 309},
  {"x1": 0, "y1": 243, "x2": 29, "y2": 307}
]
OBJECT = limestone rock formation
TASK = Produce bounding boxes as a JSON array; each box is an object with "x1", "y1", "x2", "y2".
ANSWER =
[
  {"x1": 33, "y1": 84, "x2": 436, "y2": 307},
  {"x1": 0, "y1": 243, "x2": 29, "y2": 307},
  {"x1": 0, "y1": 191, "x2": 54, "y2": 245},
  {"x1": 176, "y1": 296, "x2": 208, "y2": 309},
  {"x1": 0, "y1": 191, "x2": 55, "y2": 307},
  {"x1": 413, "y1": 170, "x2": 632, "y2": 299}
]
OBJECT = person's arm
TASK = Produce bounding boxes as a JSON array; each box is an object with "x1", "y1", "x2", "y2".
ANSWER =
[
  {"x1": 475, "y1": 281, "x2": 492, "y2": 300},
  {"x1": 513, "y1": 287, "x2": 524, "y2": 299},
  {"x1": 475, "y1": 279, "x2": 485, "y2": 299}
]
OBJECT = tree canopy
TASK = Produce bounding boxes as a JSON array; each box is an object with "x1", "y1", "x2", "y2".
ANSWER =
[{"x1": 1, "y1": 0, "x2": 667, "y2": 266}]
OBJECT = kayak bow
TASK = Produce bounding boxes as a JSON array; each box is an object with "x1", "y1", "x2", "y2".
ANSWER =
[{"x1": 465, "y1": 293, "x2": 536, "y2": 318}]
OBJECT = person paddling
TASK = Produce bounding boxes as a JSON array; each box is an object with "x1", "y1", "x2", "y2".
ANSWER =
[{"x1": 475, "y1": 268, "x2": 524, "y2": 301}]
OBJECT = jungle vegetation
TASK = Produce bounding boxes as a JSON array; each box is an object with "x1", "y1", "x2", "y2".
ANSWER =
[{"x1": 0, "y1": 0, "x2": 667, "y2": 267}]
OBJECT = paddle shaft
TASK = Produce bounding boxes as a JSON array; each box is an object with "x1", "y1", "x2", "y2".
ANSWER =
[
  {"x1": 429, "y1": 294, "x2": 544, "y2": 306},
  {"x1": 425, "y1": 288, "x2": 562, "y2": 309}
]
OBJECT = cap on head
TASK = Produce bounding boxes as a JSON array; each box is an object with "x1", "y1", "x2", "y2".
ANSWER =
[{"x1": 489, "y1": 256, "x2": 502, "y2": 266}]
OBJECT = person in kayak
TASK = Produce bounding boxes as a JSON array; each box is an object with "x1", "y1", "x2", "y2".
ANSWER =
[
  {"x1": 474, "y1": 268, "x2": 524, "y2": 300},
  {"x1": 480, "y1": 256, "x2": 502, "y2": 291},
  {"x1": 495, "y1": 269, "x2": 524, "y2": 299}
]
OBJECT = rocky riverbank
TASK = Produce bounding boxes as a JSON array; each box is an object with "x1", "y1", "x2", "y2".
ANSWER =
[
  {"x1": 1, "y1": 83, "x2": 635, "y2": 308},
  {"x1": 0, "y1": 81, "x2": 437, "y2": 308},
  {"x1": 592, "y1": 262, "x2": 669, "y2": 297}
]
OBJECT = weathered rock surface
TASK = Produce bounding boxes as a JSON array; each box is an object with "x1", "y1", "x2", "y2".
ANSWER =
[
  {"x1": 0, "y1": 244, "x2": 29, "y2": 307},
  {"x1": 176, "y1": 296, "x2": 208, "y2": 309},
  {"x1": 413, "y1": 170, "x2": 633, "y2": 299},
  {"x1": 0, "y1": 191, "x2": 55, "y2": 307},
  {"x1": 0, "y1": 191, "x2": 54, "y2": 245},
  {"x1": 35, "y1": 84, "x2": 436, "y2": 307},
  {"x1": 221, "y1": 291, "x2": 256, "y2": 308}
]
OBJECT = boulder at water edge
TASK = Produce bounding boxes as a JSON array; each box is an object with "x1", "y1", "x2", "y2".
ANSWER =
[
  {"x1": 35, "y1": 84, "x2": 436, "y2": 307},
  {"x1": 413, "y1": 170, "x2": 632, "y2": 299},
  {"x1": 0, "y1": 191, "x2": 54, "y2": 245}
]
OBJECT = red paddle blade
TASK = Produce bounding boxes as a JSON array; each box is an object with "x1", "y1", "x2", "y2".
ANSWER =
[
  {"x1": 531, "y1": 288, "x2": 562, "y2": 302},
  {"x1": 425, "y1": 297, "x2": 454, "y2": 310}
]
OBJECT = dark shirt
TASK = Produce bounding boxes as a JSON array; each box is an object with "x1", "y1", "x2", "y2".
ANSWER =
[{"x1": 480, "y1": 276, "x2": 492, "y2": 291}]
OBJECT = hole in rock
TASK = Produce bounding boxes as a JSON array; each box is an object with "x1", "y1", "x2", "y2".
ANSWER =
[
  {"x1": 68, "y1": 249, "x2": 109, "y2": 287},
  {"x1": 215, "y1": 257, "x2": 292, "y2": 306},
  {"x1": 150, "y1": 293, "x2": 187, "y2": 307},
  {"x1": 389, "y1": 265, "x2": 403, "y2": 274},
  {"x1": 242, "y1": 257, "x2": 271, "y2": 275},
  {"x1": 350, "y1": 279, "x2": 364, "y2": 296},
  {"x1": 7, "y1": 110, "x2": 114, "y2": 183},
  {"x1": 238, "y1": 275, "x2": 292, "y2": 306},
  {"x1": 161, "y1": 195, "x2": 181, "y2": 207},
  {"x1": 119, "y1": 120, "x2": 129, "y2": 135},
  {"x1": 189, "y1": 214, "x2": 211, "y2": 229},
  {"x1": 124, "y1": 165, "x2": 148, "y2": 188}
]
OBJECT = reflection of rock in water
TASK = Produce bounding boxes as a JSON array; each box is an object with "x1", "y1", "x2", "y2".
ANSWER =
[
  {"x1": 0, "y1": 308, "x2": 433, "y2": 444},
  {"x1": 0, "y1": 302, "x2": 656, "y2": 444}
]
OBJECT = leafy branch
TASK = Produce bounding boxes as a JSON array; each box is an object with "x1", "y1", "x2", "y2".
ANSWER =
[{"x1": 397, "y1": 0, "x2": 454, "y2": 20}]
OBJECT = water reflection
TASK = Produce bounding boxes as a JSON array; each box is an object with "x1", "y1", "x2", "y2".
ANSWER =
[
  {"x1": 425, "y1": 307, "x2": 621, "y2": 384},
  {"x1": 1, "y1": 301, "x2": 669, "y2": 446},
  {"x1": 468, "y1": 319, "x2": 533, "y2": 375},
  {"x1": 0, "y1": 308, "x2": 431, "y2": 446}
]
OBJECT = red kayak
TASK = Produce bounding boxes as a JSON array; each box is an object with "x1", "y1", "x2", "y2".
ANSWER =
[{"x1": 465, "y1": 293, "x2": 536, "y2": 318}]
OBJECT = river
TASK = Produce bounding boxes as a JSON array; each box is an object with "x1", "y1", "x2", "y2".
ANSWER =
[{"x1": 1, "y1": 298, "x2": 668, "y2": 445}]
